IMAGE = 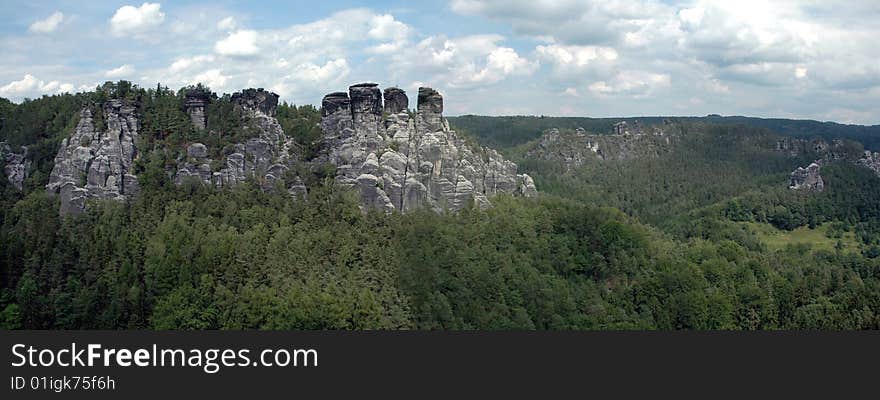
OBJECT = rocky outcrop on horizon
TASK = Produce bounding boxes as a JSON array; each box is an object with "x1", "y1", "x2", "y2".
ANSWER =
[
  {"x1": 525, "y1": 123, "x2": 673, "y2": 172},
  {"x1": 775, "y1": 137, "x2": 851, "y2": 161},
  {"x1": 46, "y1": 100, "x2": 140, "y2": 214},
  {"x1": 318, "y1": 83, "x2": 536, "y2": 212},
  {"x1": 789, "y1": 162, "x2": 824, "y2": 191},
  {"x1": 1, "y1": 142, "x2": 30, "y2": 191}
]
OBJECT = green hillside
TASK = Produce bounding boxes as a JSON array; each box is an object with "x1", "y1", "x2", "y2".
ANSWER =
[{"x1": 2, "y1": 86, "x2": 880, "y2": 330}]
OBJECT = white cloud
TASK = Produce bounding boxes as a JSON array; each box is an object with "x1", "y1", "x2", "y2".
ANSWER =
[
  {"x1": 169, "y1": 55, "x2": 215, "y2": 73},
  {"x1": 450, "y1": 0, "x2": 672, "y2": 46},
  {"x1": 368, "y1": 14, "x2": 409, "y2": 42},
  {"x1": 110, "y1": 2, "x2": 165, "y2": 37},
  {"x1": 6, "y1": 3, "x2": 880, "y2": 123},
  {"x1": 29, "y1": 11, "x2": 64, "y2": 33},
  {"x1": 105, "y1": 64, "x2": 135, "y2": 78},
  {"x1": 392, "y1": 34, "x2": 536, "y2": 89},
  {"x1": 294, "y1": 58, "x2": 350, "y2": 82},
  {"x1": 271, "y1": 59, "x2": 351, "y2": 98},
  {"x1": 536, "y1": 45, "x2": 618, "y2": 68},
  {"x1": 191, "y1": 69, "x2": 228, "y2": 89},
  {"x1": 217, "y1": 16, "x2": 237, "y2": 31},
  {"x1": 366, "y1": 14, "x2": 410, "y2": 54},
  {"x1": 588, "y1": 70, "x2": 671, "y2": 97},
  {"x1": 0, "y1": 74, "x2": 75, "y2": 99},
  {"x1": 215, "y1": 30, "x2": 259, "y2": 56}
]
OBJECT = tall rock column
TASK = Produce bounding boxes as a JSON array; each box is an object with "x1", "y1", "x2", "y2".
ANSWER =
[
  {"x1": 417, "y1": 87, "x2": 444, "y2": 133},
  {"x1": 383, "y1": 87, "x2": 408, "y2": 114},
  {"x1": 349, "y1": 83, "x2": 384, "y2": 149},
  {"x1": 184, "y1": 89, "x2": 211, "y2": 130}
]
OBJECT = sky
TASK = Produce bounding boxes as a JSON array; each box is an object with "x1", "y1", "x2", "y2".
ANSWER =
[{"x1": 1, "y1": 1, "x2": 879, "y2": 125}]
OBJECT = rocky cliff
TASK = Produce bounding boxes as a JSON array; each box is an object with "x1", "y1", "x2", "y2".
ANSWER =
[
  {"x1": 46, "y1": 100, "x2": 140, "y2": 214},
  {"x1": 318, "y1": 83, "x2": 536, "y2": 212},
  {"x1": 173, "y1": 88, "x2": 305, "y2": 197},
  {"x1": 44, "y1": 84, "x2": 533, "y2": 215},
  {"x1": 789, "y1": 162, "x2": 824, "y2": 191},
  {"x1": 858, "y1": 151, "x2": 880, "y2": 176},
  {"x1": 1, "y1": 142, "x2": 30, "y2": 190},
  {"x1": 775, "y1": 137, "x2": 851, "y2": 160},
  {"x1": 777, "y1": 136, "x2": 880, "y2": 190},
  {"x1": 525, "y1": 123, "x2": 673, "y2": 172}
]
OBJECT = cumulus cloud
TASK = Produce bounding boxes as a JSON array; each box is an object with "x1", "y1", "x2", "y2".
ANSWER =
[
  {"x1": 110, "y1": 2, "x2": 165, "y2": 37},
  {"x1": 451, "y1": 0, "x2": 672, "y2": 46},
  {"x1": 192, "y1": 69, "x2": 228, "y2": 88},
  {"x1": 29, "y1": 11, "x2": 64, "y2": 33},
  {"x1": 535, "y1": 44, "x2": 619, "y2": 81},
  {"x1": 0, "y1": 74, "x2": 74, "y2": 99},
  {"x1": 392, "y1": 34, "x2": 536, "y2": 89},
  {"x1": 5, "y1": 2, "x2": 880, "y2": 123},
  {"x1": 367, "y1": 14, "x2": 410, "y2": 53},
  {"x1": 536, "y1": 45, "x2": 618, "y2": 68},
  {"x1": 588, "y1": 70, "x2": 671, "y2": 97},
  {"x1": 169, "y1": 55, "x2": 215, "y2": 73},
  {"x1": 105, "y1": 64, "x2": 135, "y2": 78},
  {"x1": 215, "y1": 30, "x2": 259, "y2": 56},
  {"x1": 676, "y1": 1, "x2": 815, "y2": 67}
]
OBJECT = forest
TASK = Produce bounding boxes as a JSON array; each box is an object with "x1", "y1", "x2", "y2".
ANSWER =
[{"x1": 1, "y1": 82, "x2": 879, "y2": 330}]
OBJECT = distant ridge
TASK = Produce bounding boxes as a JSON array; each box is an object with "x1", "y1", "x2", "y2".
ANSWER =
[{"x1": 448, "y1": 114, "x2": 880, "y2": 150}]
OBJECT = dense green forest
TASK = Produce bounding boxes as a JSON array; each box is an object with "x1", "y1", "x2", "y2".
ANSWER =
[
  {"x1": 449, "y1": 115, "x2": 880, "y2": 150},
  {"x1": 2, "y1": 82, "x2": 880, "y2": 329}
]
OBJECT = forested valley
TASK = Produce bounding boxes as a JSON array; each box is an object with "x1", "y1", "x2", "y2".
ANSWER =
[{"x1": 2, "y1": 83, "x2": 880, "y2": 330}]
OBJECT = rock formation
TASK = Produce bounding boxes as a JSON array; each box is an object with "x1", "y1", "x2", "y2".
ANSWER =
[
  {"x1": 45, "y1": 84, "x2": 534, "y2": 215},
  {"x1": 789, "y1": 162, "x2": 824, "y2": 191},
  {"x1": 858, "y1": 151, "x2": 880, "y2": 176},
  {"x1": 232, "y1": 88, "x2": 278, "y2": 116},
  {"x1": 775, "y1": 137, "x2": 849, "y2": 160},
  {"x1": 776, "y1": 136, "x2": 880, "y2": 188},
  {"x1": 184, "y1": 88, "x2": 211, "y2": 130},
  {"x1": 526, "y1": 123, "x2": 674, "y2": 172},
  {"x1": 174, "y1": 88, "x2": 305, "y2": 197},
  {"x1": 1, "y1": 142, "x2": 30, "y2": 190},
  {"x1": 46, "y1": 100, "x2": 140, "y2": 214},
  {"x1": 383, "y1": 87, "x2": 408, "y2": 114},
  {"x1": 318, "y1": 83, "x2": 536, "y2": 212}
]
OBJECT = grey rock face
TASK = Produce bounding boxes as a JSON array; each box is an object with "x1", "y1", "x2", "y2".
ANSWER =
[
  {"x1": 526, "y1": 124, "x2": 674, "y2": 172},
  {"x1": 789, "y1": 162, "x2": 824, "y2": 191},
  {"x1": 232, "y1": 88, "x2": 278, "y2": 116},
  {"x1": 186, "y1": 143, "x2": 209, "y2": 159},
  {"x1": 184, "y1": 89, "x2": 211, "y2": 130},
  {"x1": 775, "y1": 137, "x2": 848, "y2": 159},
  {"x1": 47, "y1": 100, "x2": 140, "y2": 214},
  {"x1": 858, "y1": 151, "x2": 880, "y2": 176},
  {"x1": 322, "y1": 92, "x2": 351, "y2": 117},
  {"x1": 383, "y1": 87, "x2": 408, "y2": 114},
  {"x1": 174, "y1": 88, "x2": 299, "y2": 196},
  {"x1": 318, "y1": 83, "x2": 535, "y2": 213},
  {"x1": 1, "y1": 142, "x2": 31, "y2": 190},
  {"x1": 417, "y1": 87, "x2": 444, "y2": 133}
]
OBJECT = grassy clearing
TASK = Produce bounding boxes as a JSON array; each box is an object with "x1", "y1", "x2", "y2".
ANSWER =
[{"x1": 741, "y1": 222, "x2": 860, "y2": 253}]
